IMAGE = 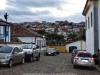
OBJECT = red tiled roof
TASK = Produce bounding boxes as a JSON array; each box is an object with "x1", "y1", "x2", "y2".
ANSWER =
[{"x1": 11, "y1": 25, "x2": 42, "y2": 37}]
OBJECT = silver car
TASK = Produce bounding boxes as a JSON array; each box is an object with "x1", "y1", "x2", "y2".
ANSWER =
[
  {"x1": 0, "y1": 46, "x2": 25, "y2": 68},
  {"x1": 73, "y1": 51, "x2": 95, "y2": 70}
]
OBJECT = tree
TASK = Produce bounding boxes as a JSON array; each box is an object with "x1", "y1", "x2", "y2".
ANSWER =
[
  {"x1": 37, "y1": 30, "x2": 45, "y2": 35},
  {"x1": 64, "y1": 20, "x2": 69, "y2": 25}
]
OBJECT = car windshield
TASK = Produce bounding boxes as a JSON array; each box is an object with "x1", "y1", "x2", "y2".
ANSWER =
[
  {"x1": 21, "y1": 45, "x2": 33, "y2": 49},
  {"x1": 0, "y1": 46, "x2": 13, "y2": 53},
  {"x1": 77, "y1": 53, "x2": 92, "y2": 57},
  {"x1": 48, "y1": 49, "x2": 55, "y2": 51}
]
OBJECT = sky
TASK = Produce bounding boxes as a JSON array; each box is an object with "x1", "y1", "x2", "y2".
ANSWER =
[{"x1": 0, "y1": 0, "x2": 86, "y2": 23}]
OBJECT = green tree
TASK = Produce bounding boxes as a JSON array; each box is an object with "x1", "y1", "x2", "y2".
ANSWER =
[{"x1": 37, "y1": 30, "x2": 45, "y2": 35}]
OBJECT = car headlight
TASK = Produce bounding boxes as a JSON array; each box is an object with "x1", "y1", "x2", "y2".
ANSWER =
[{"x1": 2, "y1": 56, "x2": 10, "y2": 59}]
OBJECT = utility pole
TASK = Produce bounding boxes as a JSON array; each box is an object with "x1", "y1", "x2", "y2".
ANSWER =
[{"x1": 4, "y1": 13, "x2": 8, "y2": 45}]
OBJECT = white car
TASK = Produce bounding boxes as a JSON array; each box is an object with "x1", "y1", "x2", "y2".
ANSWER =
[{"x1": 73, "y1": 51, "x2": 95, "y2": 70}]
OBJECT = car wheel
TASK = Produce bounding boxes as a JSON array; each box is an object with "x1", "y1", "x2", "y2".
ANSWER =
[
  {"x1": 90, "y1": 67, "x2": 94, "y2": 70},
  {"x1": 8, "y1": 60, "x2": 13, "y2": 68},
  {"x1": 29, "y1": 56, "x2": 33, "y2": 62},
  {"x1": 73, "y1": 65, "x2": 77, "y2": 69},
  {"x1": 36, "y1": 55, "x2": 40, "y2": 61},
  {"x1": 53, "y1": 53, "x2": 56, "y2": 56},
  {"x1": 21, "y1": 58, "x2": 25, "y2": 64}
]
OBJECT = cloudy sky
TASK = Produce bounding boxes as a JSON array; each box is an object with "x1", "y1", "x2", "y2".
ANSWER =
[{"x1": 0, "y1": 0, "x2": 86, "y2": 23}]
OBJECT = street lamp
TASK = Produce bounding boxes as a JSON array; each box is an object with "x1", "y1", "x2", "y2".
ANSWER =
[{"x1": 4, "y1": 13, "x2": 9, "y2": 45}]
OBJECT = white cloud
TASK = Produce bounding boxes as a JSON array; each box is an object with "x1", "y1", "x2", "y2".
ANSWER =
[
  {"x1": 0, "y1": 0, "x2": 87, "y2": 23},
  {"x1": 0, "y1": 0, "x2": 7, "y2": 9}
]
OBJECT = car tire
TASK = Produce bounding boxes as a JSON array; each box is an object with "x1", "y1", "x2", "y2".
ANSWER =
[
  {"x1": 36, "y1": 55, "x2": 40, "y2": 61},
  {"x1": 21, "y1": 58, "x2": 25, "y2": 64},
  {"x1": 90, "y1": 67, "x2": 94, "y2": 70},
  {"x1": 53, "y1": 53, "x2": 56, "y2": 56},
  {"x1": 73, "y1": 65, "x2": 77, "y2": 69},
  {"x1": 8, "y1": 60, "x2": 13, "y2": 68},
  {"x1": 29, "y1": 56, "x2": 33, "y2": 62}
]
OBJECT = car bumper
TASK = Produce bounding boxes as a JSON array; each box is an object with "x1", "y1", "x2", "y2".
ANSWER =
[
  {"x1": 25, "y1": 54, "x2": 32, "y2": 59},
  {"x1": 46, "y1": 52, "x2": 54, "y2": 55},
  {"x1": 73, "y1": 62, "x2": 95, "y2": 67},
  {"x1": 0, "y1": 59, "x2": 9, "y2": 65}
]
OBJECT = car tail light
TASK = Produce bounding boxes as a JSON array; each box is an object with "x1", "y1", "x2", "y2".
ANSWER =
[
  {"x1": 91, "y1": 58, "x2": 94, "y2": 62},
  {"x1": 75, "y1": 56, "x2": 78, "y2": 60}
]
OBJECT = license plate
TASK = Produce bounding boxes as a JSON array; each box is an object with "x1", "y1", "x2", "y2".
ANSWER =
[
  {"x1": 82, "y1": 60, "x2": 88, "y2": 62},
  {"x1": 48, "y1": 53, "x2": 51, "y2": 54}
]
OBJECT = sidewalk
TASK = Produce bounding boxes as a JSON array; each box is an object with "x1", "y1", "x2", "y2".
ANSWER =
[{"x1": 94, "y1": 65, "x2": 100, "y2": 72}]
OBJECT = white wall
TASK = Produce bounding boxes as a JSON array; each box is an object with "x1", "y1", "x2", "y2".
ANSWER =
[
  {"x1": 18, "y1": 37, "x2": 35, "y2": 43},
  {"x1": 85, "y1": 5, "x2": 94, "y2": 54},
  {"x1": 0, "y1": 44, "x2": 22, "y2": 46},
  {"x1": 66, "y1": 41, "x2": 86, "y2": 52}
]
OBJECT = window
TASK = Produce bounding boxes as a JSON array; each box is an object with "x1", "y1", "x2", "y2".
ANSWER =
[
  {"x1": 86, "y1": 20, "x2": 87, "y2": 30},
  {"x1": 77, "y1": 53, "x2": 92, "y2": 57},
  {"x1": 91, "y1": 12, "x2": 92, "y2": 27},
  {"x1": 0, "y1": 46, "x2": 13, "y2": 53},
  {"x1": 88, "y1": 17, "x2": 90, "y2": 29}
]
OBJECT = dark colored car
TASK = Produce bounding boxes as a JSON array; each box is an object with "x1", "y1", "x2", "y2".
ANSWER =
[{"x1": 46, "y1": 48, "x2": 58, "y2": 56}]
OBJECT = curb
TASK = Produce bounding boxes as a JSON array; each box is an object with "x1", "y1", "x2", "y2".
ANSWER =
[{"x1": 94, "y1": 65, "x2": 100, "y2": 72}]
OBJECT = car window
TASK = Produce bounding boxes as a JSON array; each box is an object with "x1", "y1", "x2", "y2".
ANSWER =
[
  {"x1": 17, "y1": 47, "x2": 23, "y2": 52},
  {"x1": 77, "y1": 53, "x2": 92, "y2": 57},
  {"x1": 21, "y1": 45, "x2": 33, "y2": 49},
  {"x1": 0, "y1": 46, "x2": 13, "y2": 53},
  {"x1": 13, "y1": 47, "x2": 18, "y2": 53}
]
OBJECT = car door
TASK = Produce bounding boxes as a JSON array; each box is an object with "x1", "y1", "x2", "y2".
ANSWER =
[
  {"x1": 12, "y1": 47, "x2": 19, "y2": 63},
  {"x1": 17, "y1": 47, "x2": 23, "y2": 62}
]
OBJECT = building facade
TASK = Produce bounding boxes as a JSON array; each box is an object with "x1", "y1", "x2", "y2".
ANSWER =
[{"x1": 82, "y1": 0, "x2": 100, "y2": 54}]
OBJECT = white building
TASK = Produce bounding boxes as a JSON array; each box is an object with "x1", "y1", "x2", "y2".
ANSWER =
[
  {"x1": 82, "y1": 0, "x2": 100, "y2": 54},
  {"x1": 66, "y1": 40, "x2": 86, "y2": 53},
  {"x1": 11, "y1": 25, "x2": 46, "y2": 47}
]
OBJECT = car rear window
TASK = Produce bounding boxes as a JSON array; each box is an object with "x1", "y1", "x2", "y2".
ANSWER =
[{"x1": 77, "y1": 53, "x2": 92, "y2": 57}]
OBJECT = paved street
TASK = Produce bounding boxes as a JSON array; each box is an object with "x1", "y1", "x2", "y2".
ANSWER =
[{"x1": 0, "y1": 53, "x2": 99, "y2": 75}]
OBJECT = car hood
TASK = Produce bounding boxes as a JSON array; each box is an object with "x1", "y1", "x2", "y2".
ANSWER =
[
  {"x1": 0, "y1": 53, "x2": 11, "y2": 58},
  {"x1": 23, "y1": 49, "x2": 32, "y2": 52},
  {"x1": 47, "y1": 50, "x2": 55, "y2": 53}
]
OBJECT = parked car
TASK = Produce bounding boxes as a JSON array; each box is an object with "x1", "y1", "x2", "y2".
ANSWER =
[
  {"x1": 0, "y1": 46, "x2": 25, "y2": 68},
  {"x1": 46, "y1": 48, "x2": 58, "y2": 56},
  {"x1": 21, "y1": 44, "x2": 40, "y2": 62},
  {"x1": 73, "y1": 51, "x2": 95, "y2": 70},
  {"x1": 71, "y1": 49, "x2": 86, "y2": 63}
]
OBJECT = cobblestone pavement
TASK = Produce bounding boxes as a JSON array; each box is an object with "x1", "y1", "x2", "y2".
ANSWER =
[{"x1": 0, "y1": 53, "x2": 99, "y2": 75}]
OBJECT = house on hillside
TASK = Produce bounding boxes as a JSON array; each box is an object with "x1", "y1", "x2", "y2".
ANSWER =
[
  {"x1": 0, "y1": 19, "x2": 12, "y2": 42},
  {"x1": 82, "y1": 0, "x2": 100, "y2": 54},
  {"x1": 11, "y1": 25, "x2": 46, "y2": 47}
]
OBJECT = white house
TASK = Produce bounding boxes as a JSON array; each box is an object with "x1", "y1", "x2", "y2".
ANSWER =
[
  {"x1": 0, "y1": 19, "x2": 11, "y2": 42},
  {"x1": 66, "y1": 40, "x2": 86, "y2": 53},
  {"x1": 11, "y1": 25, "x2": 46, "y2": 47},
  {"x1": 82, "y1": 0, "x2": 100, "y2": 54},
  {"x1": 45, "y1": 28, "x2": 55, "y2": 33}
]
